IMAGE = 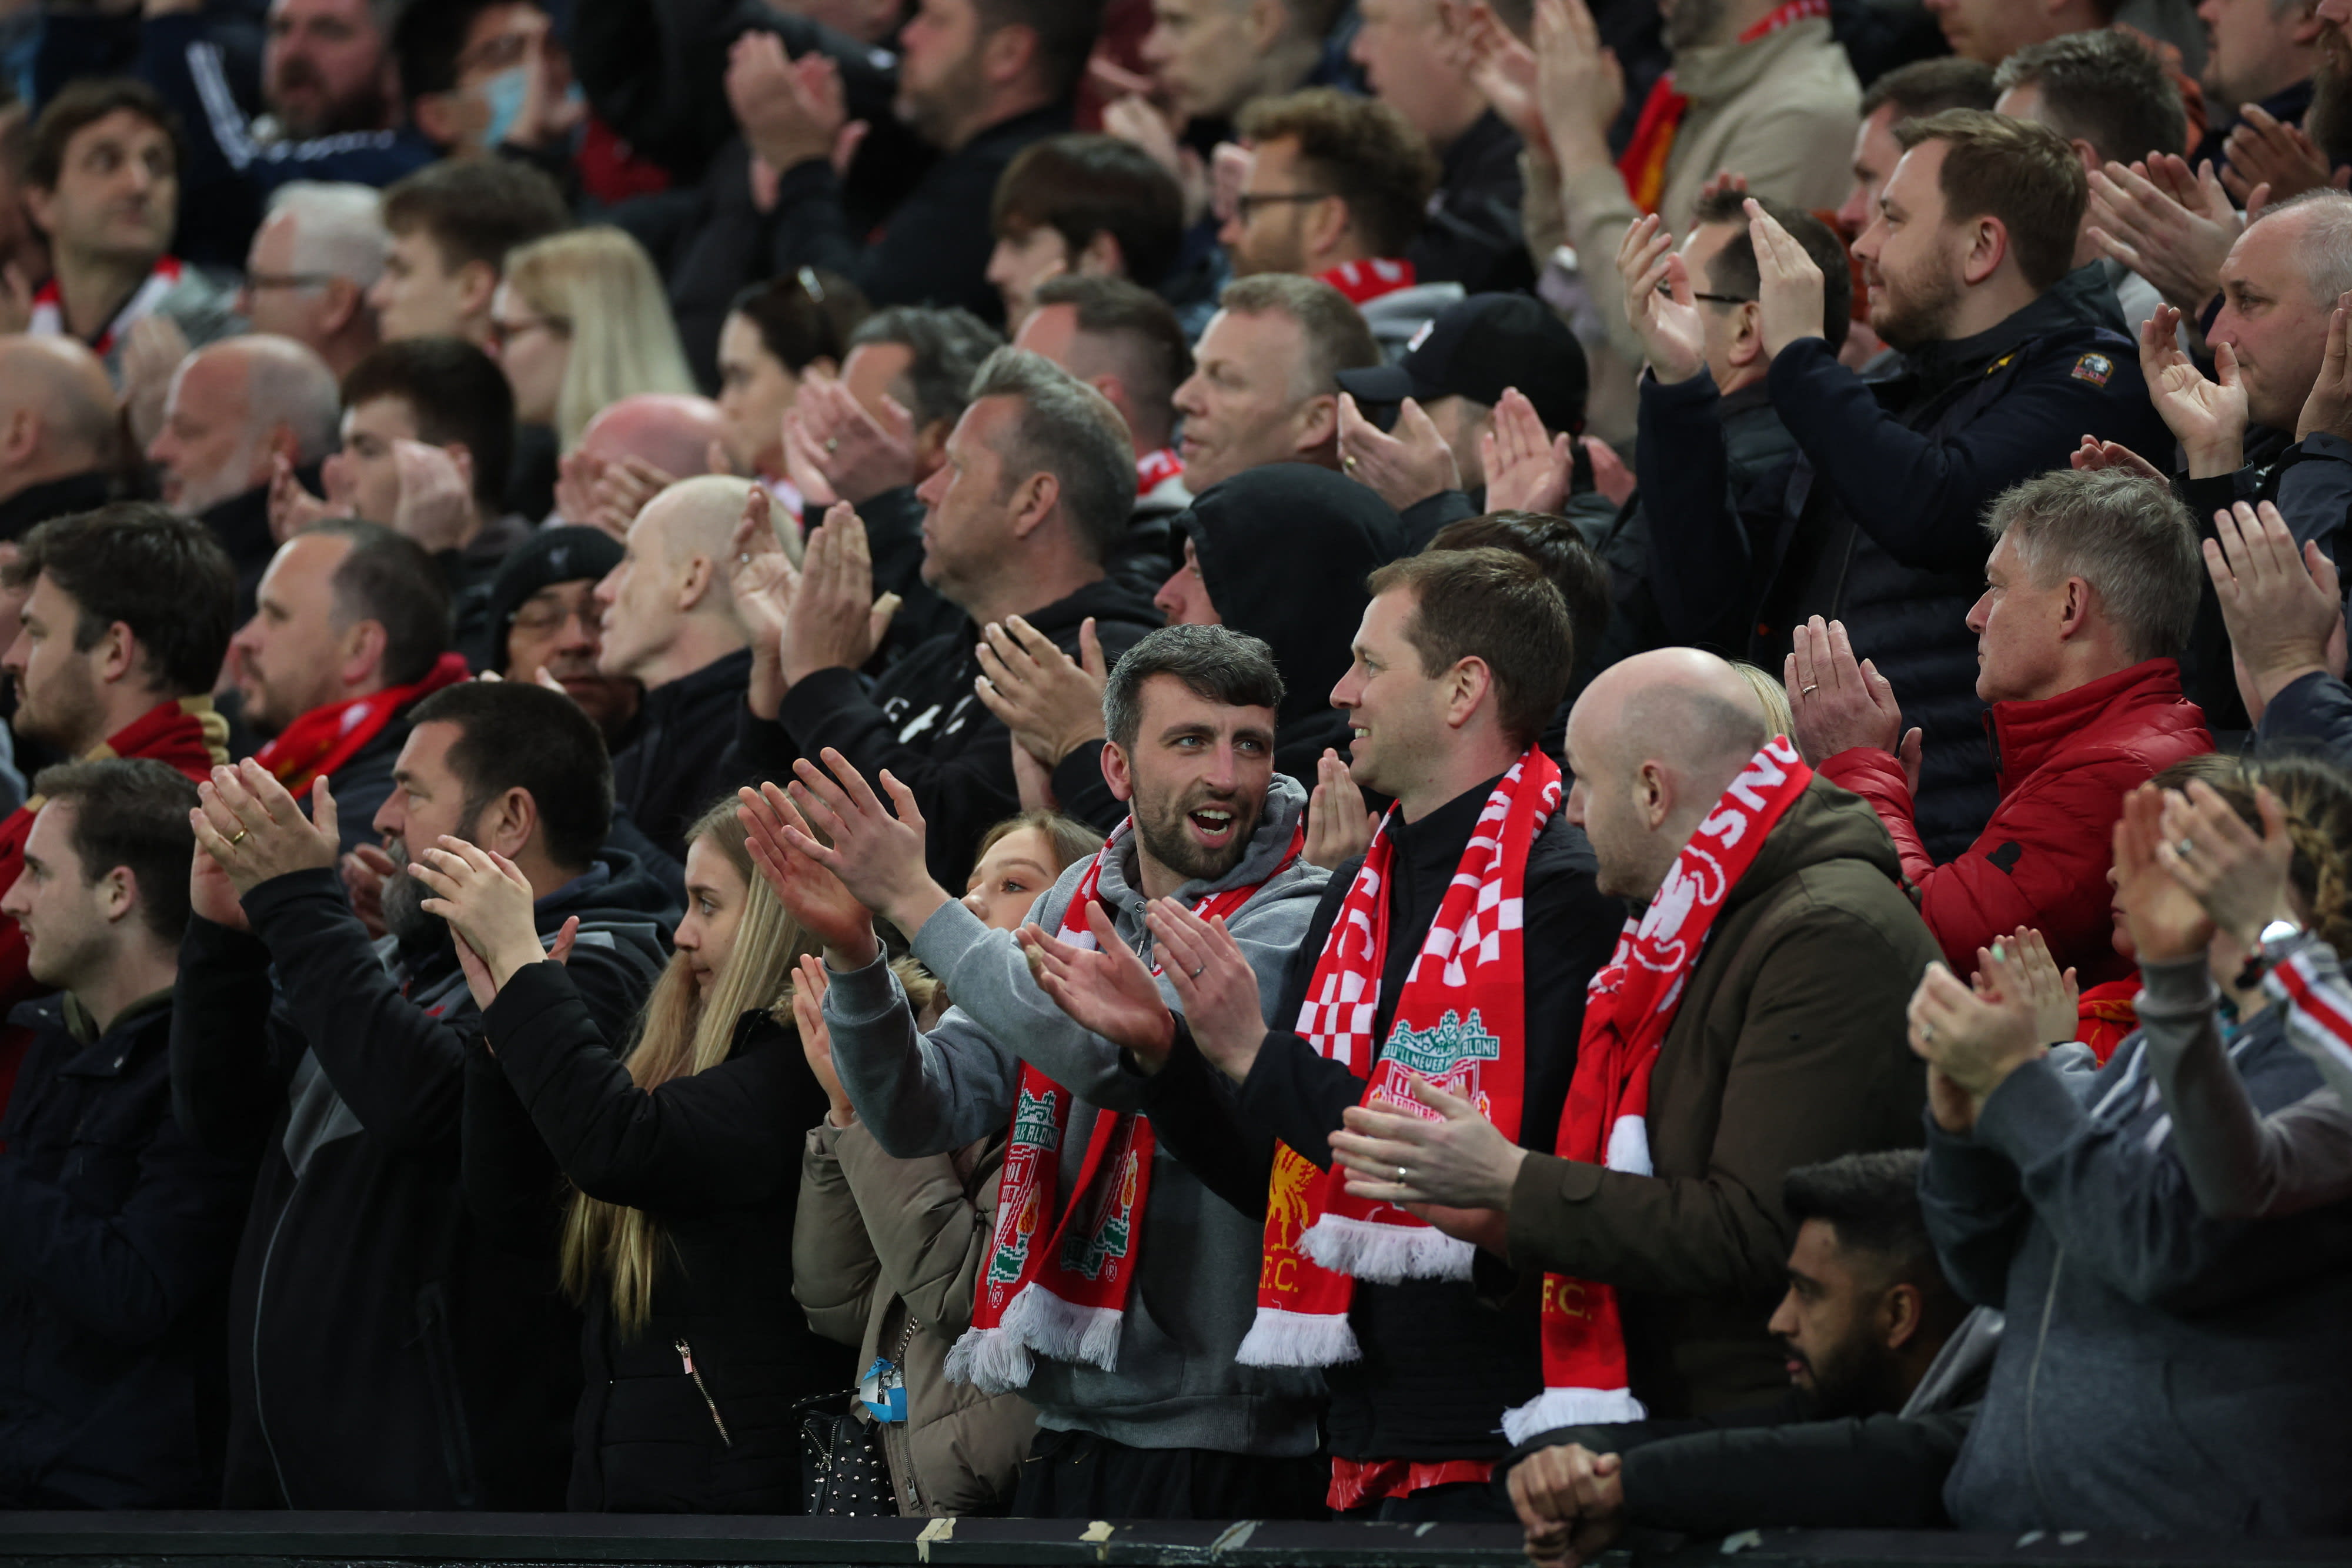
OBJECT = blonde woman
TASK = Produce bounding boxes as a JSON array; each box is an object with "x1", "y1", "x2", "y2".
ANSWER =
[
  {"x1": 426, "y1": 800, "x2": 850, "y2": 1513},
  {"x1": 494, "y1": 227, "x2": 697, "y2": 451},
  {"x1": 786, "y1": 811, "x2": 1105, "y2": 1516}
]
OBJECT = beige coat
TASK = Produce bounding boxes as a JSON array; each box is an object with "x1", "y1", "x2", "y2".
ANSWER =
[
  {"x1": 1523, "y1": 18, "x2": 1861, "y2": 444},
  {"x1": 794, "y1": 1121, "x2": 1036, "y2": 1516}
]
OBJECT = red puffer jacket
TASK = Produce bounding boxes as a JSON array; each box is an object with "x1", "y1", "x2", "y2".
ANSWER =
[{"x1": 1820, "y1": 658, "x2": 2211, "y2": 987}]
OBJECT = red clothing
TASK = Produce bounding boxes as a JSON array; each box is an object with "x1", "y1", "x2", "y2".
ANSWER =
[
  {"x1": 0, "y1": 698, "x2": 229, "y2": 1116},
  {"x1": 2076, "y1": 977, "x2": 2140, "y2": 1064},
  {"x1": 1820, "y1": 658, "x2": 2211, "y2": 988},
  {"x1": 1327, "y1": 1456, "x2": 1494, "y2": 1512}
]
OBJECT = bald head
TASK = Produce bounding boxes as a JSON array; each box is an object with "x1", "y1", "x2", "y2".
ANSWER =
[
  {"x1": 591, "y1": 473, "x2": 753, "y2": 687},
  {"x1": 576, "y1": 394, "x2": 730, "y2": 484},
  {"x1": 1565, "y1": 649, "x2": 1771, "y2": 901},
  {"x1": 643, "y1": 473, "x2": 756, "y2": 571},
  {"x1": 0, "y1": 335, "x2": 119, "y2": 499},
  {"x1": 149, "y1": 336, "x2": 340, "y2": 516}
]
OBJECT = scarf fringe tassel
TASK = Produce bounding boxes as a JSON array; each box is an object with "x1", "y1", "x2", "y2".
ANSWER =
[
  {"x1": 1298, "y1": 1212, "x2": 1475, "y2": 1283},
  {"x1": 1234, "y1": 1304, "x2": 1362, "y2": 1368},
  {"x1": 943, "y1": 1323, "x2": 1034, "y2": 1396},
  {"x1": 944, "y1": 1282, "x2": 1127, "y2": 1393},
  {"x1": 1500, "y1": 1385, "x2": 1648, "y2": 1446}
]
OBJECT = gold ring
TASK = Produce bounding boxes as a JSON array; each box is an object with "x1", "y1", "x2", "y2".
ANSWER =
[
  {"x1": 1801, "y1": 684, "x2": 1819, "y2": 696},
  {"x1": 226, "y1": 828, "x2": 250, "y2": 847},
  {"x1": 1342, "y1": 455, "x2": 1358, "y2": 471}
]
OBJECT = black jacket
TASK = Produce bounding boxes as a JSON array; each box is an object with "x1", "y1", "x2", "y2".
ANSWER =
[
  {"x1": 1051, "y1": 468, "x2": 1409, "y2": 831},
  {"x1": 860, "y1": 485, "x2": 980, "y2": 666},
  {"x1": 736, "y1": 575, "x2": 1160, "y2": 888},
  {"x1": 169, "y1": 855, "x2": 674, "y2": 1509},
  {"x1": 1410, "y1": 111, "x2": 1534, "y2": 296},
  {"x1": 762, "y1": 103, "x2": 1073, "y2": 330},
  {"x1": 202, "y1": 474, "x2": 314, "y2": 625},
  {"x1": 1638, "y1": 280, "x2": 2173, "y2": 860},
  {"x1": 0, "y1": 993, "x2": 251, "y2": 1507},
  {"x1": 612, "y1": 648, "x2": 756, "y2": 875},
  {"x1": 1137, "y1": 779, "x2": 1621, "y2": 1462},
  {"x1": 2258, "y1": 669, "x2": 2352, "y2": 761},
  {"x1": 0, "y1": 469, "x2": 120, "y2": 546},
  {"x1": 463, "y1": 964, "x2": 851, "y2": 1513}
]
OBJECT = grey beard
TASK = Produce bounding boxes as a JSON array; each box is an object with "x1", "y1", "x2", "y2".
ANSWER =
[{"x1": 380, "y1": 844, "x2": 442, "y2": 947}]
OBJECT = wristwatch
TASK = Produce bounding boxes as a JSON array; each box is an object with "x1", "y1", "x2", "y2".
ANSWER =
[{"x1": 2235, "y1": 918, "x2": 2306, "y2": 991}]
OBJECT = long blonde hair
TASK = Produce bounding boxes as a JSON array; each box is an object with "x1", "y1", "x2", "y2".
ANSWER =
[
  {"x1": 505, "y1": 226, "x2": 697, "y2": 451},
  {"x1": 559, "y1": 801, "x2": 814, "y2": 1333}
]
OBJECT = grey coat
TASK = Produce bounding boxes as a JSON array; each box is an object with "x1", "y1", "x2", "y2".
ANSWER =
[
  {"x1": 820, "y1": 775, "x2": 1328, "y2": 1457},
  {"x1": 1925, "y1": 997, "x2": 2352, "y2": 1534}
]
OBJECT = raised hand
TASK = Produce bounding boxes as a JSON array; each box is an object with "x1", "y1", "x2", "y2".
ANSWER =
[
  {"x1": 1974, "y1": 927, "x2": 2077, "y2": 1047},
  {"x1": 2086, "y1": 158, "x2": 2237, "y2": 316},
  {"x1": 2113, "y1": 781, "x2": 2216, "y2": 965},
  {"x1": 1617, "y1": 212, "x2": 1708, "y2": 385},
  {"x1": 2296, "y1": 292, "x2": 2352, "y2": 442},
  {"x1": 779, "y1": 748, "x2": 948, "y2": 940},
  {"x1": 1145, "y1": 900, "x2": 1268, "y2": 1079},
  {"x1": 191, "y1": 763, "x2": 340, "y2": 895},
  {"x1": 790, "y1": 954, "x2": 857, "y2": 1126},
  {"x1": 1531, "y1": 0, "x2": 1622, "y2": 166},
  {"x1": 389, "y1": 440, "x2": 478, "y2": 553},
  {"x1": 2220, "y1": 103, "x2": 2345, "y2": 209},
  {"x1": 781, "y1": 503, "x2": 898, "y2": 687},
  {"x1": 736, "y1": 781, "x2": 880, "y2": 965},
  {"x1": 2141, "y1": 303, "x2": 2249, "y2": 477},
  {"x1": 1445, "y1": 0, "x2": 1549, "y2": 160},
  {"x1": 726, "y1": 29, "x2": 845, "y2": 175},
  {"x1": 2068, "y1": 434, "x2": 2168, "y2": 483},
  {"x1": 1020, "y1": 900, "x2": 1177, "y2": 1065},
  {"x1": 406, "y1": 835, "x2": 552, "y2": 991},
  {"x1": 188, "y1": 838, "x2": 250, "y2": 932},
  {"x1": 1479, "y1": 387, "x2": 1574, "y2": 515},
  {"x1": 1786, "y1": 617, "x2": 1917, "y2": 784},
  {"x1": 1330, "y1": 1074, "x2": 1528, "y2": 1211},
  {"x1": 727, "y1": 487, "x2": 801, "y2": 719},
  {"x1": 582, "y1": 454, "x2": 675, "y2": 540},
  {"x1": 2160, "y1": 778, "x2": 2296, "y2": 952},
  {"x1": 973, "y1": 614, "x2": 1107, "y2": 767},
  {"x1": 2207, "y1": 499, "x2": 2344, "y2": 721},
  {"x1": 340, "y1": 843, "x2": 397, "y2": 939},
  {"x1": 1746, "y1": 198, "x2": 1827, "y2": 360},
  {"x1": 1337, "y1": 393, "x2": 1461, "y2": 511},
  {"x1": 1305, "y1": 748, "x2": 1375, "y2": 870},
  {"x1": 269, "y1": 452, "x2": 340, "y2": 544},
  {"x1": 787, "y1": 376, "x2": 917, "y2": 506},
  {"x1": 1907, "y1": 962, "x2": 2043, "y2": 1109}
]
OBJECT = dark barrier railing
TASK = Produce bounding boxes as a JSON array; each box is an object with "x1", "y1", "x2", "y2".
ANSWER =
[{"x1": 3, "y1": 1514, "x2": 2351, "y2": 1568}]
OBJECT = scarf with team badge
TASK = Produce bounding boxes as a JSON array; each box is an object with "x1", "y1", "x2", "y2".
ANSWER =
[
  {"x1": 948, "y1": 816, "x2": 1301, "y2": 1393},
  {"x1": 1238, "y1": 747, "x2": 1558, "y2": 1368},
  {"x1": 1502, "y1": 736, "x2": 1811, "y2": 1440}
]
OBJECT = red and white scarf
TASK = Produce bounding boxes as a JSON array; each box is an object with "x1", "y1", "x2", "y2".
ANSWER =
[
  {"x1": 948, "y1": 817, "x2": 1302, "y2": 1393},
  {"x1": 1318, "y1": 259, "x2": 1418, "y2": 307},
  {"x1": 252, "y1": 652, "x2": 472, "y2": 795},
  {"x1": 1502, "y1": 737, "x2": 1812, "y2": 1441},
  {"x1": 1136, "y1": 447, "x2": 1185, "y2": 500},
  {"x1": 1615, "y1": 0, "x2": 1832, "y2": 213},
  {"x1": 29, "y1": 258, "x2": 185, "y2": 357},
  {"x1": 1238, "y1": 748, "x2": 1558, "y2": 1368}
]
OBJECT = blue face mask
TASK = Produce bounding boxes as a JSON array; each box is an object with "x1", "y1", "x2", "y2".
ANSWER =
[{"x1": 476, "y1": 66, "x2": 582, "y2": 150}]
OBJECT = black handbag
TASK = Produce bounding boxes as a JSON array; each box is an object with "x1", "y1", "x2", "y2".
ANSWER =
[{"x1": 796, "y1": 1314, "x2": 918, "y2": 1516}]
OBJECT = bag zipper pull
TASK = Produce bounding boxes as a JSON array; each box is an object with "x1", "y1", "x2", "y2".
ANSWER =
[{"x1": 675, "y1": 1338, "x2": 733, "y2": 1446}]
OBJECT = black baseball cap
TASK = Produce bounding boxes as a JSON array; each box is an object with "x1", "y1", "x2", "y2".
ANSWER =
[{"x1": 1335, "y1": 292, "x2": 1589, "y2": 437}]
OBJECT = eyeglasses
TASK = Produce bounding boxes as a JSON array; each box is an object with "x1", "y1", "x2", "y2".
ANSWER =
[
  {"x1": 488, "y1": 314, "x2": 571, "y2": 350},
  {"x1": 1688, "y1": 290, "x2": 1754, "y2": 306},
  {"x1": 1233, "y1": 190, "x2": 1332, "y2": 223}
]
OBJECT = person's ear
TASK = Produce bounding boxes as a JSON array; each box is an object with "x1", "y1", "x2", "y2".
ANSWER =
[
  {"x1": 2293, "y1": 1, "x2": 2326, "y2": 43},
  {"x1": 1636, "y1": 758, "x2": 1671, "y2": 828},
  {"x1": 1730, "y1": 300, "x2": 1766, "y2": 369},
  {"x1": 1007, "y1": 470, "x2": 1060, "y2": 540},
  {"x1": 322, "y1": 277, "x2": 367, "y2": 335},
  {"x1": 1962, "y1": 215, "x2": 2010, "y2": 287},
  {"x1": 100, "y1": 864, "x2": 138, "y2": 924},
  {"x1": 95, "y1": 619, "x2": 138, "y2": 688},
  {"x1": 1076, "y1": 229, "x2": 1127, "y2": 279},
  {"x1": 0, "y1": 404, "x2": 39, "y2": 469},
  {"x1": 1881, "y1": 1279, "x2": 1926, "y2": 1352},
  {"x1": 477, "y1": 785, "x2": 538, "y2": 860},
  {"x1": 913, "y1": 417, "x2": 953, "y2": 477},
  {"x1": 340, "y1": 617, "x2": 390, "y2": 689},
  {"x1": 1100, "y1": 736, "x2": 1138, "y2": 804},
  {"x1": 21, "y1": 182, "x2": 55, "y2": 237},
  {"x1": 1442, "y1": 655, "x2": 1494, "y2": 731},
  {"x1": 455, "y1": 259, "x2": 500, "y2": 323},
  {"x1": 1245, "y1": 0, "x2": 1288, "y2": 50},
  {"x1": 1295, "y1": 392, "x2": 1341, "y2": 457},
  {"x1": 1302, "y1": 195, "x2": 1351, "y2": 265},
  {"x1": 2057, "y1": 574, "x2": 2093, "y2": 641},
  {"x1": 981, "y1": 20, "x2": 1039, "y2": 87},
  {"x1": 675, "y1": 551, "x2": 716, "y2": 613}
]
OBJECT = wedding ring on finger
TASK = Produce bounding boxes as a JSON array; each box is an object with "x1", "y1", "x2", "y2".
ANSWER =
[
  {"x1": 226, "y1": 828, "x2": 250, "y2": 847},
  {"x1": 1801, "y1": 684, "x2": 1819, "y2": 696},
  {"x1": 1395, "y1": 1165, "x2": 1409, "y2": 1183},
  {"x1": 2174, "y1": 837, "x2": 2196, "y2": 860},
  {"x1": 1190, "y1": 963, "x2": 1205, "y2": 979},
  {"x1": 1921, "y1": 1021, "x2": 1935, "y2": 1045},
  {"x1": 823, "y1": 437, "x2": 841, "y2": 454}
]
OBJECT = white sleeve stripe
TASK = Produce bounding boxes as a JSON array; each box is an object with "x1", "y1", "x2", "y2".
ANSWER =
[{"x1": 188, "y1": 40, "x2": 259, "y2": 170}]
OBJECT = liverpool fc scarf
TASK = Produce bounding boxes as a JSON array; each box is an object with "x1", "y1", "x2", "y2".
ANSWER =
[
  {"x1": 1502, "y1": 737, "x2": 1811, "y2": 1441},
  {"x1": 29, "y1": 258, "x2": 185, "y2": 357},
  {"x1": 948, "y1": 817, "x2": 1302, "y2": 1394},
  {"x1": 1238, "y1": 748, "x2": 1559, "y2": 1368},
  {"x1": 1318, "y1": 259, "x2": 1418, "y2": 307},
  {"x1": 253, "y1": 653, "x2": 471, "y2": 794},
  {"x1": 1614, "y1": 0, "x2": 1832, "y2": 215}
]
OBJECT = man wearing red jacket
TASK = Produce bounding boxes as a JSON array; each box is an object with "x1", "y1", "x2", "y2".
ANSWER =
[
  {"x1": 1787, "y1": 468, "x2": 2211, "y2": 985},
  {"x1": 0, "y1": 504, "x2": 238, "y2": 1111}
]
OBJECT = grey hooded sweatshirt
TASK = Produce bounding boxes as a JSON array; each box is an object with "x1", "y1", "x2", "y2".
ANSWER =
[{"x1": 821, "y1": 774, "x2": 1328, "y2": 1457}]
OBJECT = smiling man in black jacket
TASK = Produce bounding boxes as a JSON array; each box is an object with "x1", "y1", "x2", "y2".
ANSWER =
[
  {"x1": 170, "y1": 683, "x2": 673, "y2": 1509},
  {"x1": 731, "y1": 348, "x2": 1160, "y2": 888}
]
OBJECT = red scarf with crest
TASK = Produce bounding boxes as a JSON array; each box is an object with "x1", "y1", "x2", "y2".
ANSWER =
[{"x1": 252, "y1": 653, "x2": 471, "y2": 794}]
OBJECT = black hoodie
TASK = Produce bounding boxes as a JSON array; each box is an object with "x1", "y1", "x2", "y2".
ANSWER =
[
  {"x1": 1051, "y1": 466, "x2": 1409, "y2": 831},
  {"x1": 734, "y1": 574, "x2": 1161, "y2": 888},
  {"x1": 170, "y1": 852, "x2": 677, "y2": 1509}
]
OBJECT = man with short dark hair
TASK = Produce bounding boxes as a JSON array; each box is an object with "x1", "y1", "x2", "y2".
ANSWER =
[
  {"x1": 20, "y1": 78, "x2": 239, "y2": 375},
  {"x1": 44, "y1": 0, "x2": 439, "y2": 270},
  {"x1": 732, "y1": 0, "x2": 1105, "y2": 326},
  {"x1": 987, "y1": 133, "x2": 1185, "y2": 330},
  {"x1": 1501, "y1": 1150, "x2": 1988, "y2": 1553},
  {"x1": 0, "y1": 504, "x2": 236, "y2": 1091},
  {"x1": 0, "y1": 758, "x2": 250, "y2": 1507},
  {"x1": 1226, "y1": 88, "x2": 1458, "y2": 351},
  {"x1": 1034, "y1": 547, "x2": 1621, "y2": 1520},
  {"x1": 1838, "y1": 59, "x2": 1999, "y2": 243},
  {"x1": 171, "y1": 680, "x2": 673, "y2": 1507},
  {"x1": 1172, "y1": 272, "x2": 1380, "y2": 493},
  {"x1": 370, "y1": 156, "x2": 569, "y2": 346},
  {"x1": 1794, "y1": 467, "x2": 2212, "y2": 984},
  {"x1": 756, "y1": 621, "x2": 1332, "y2": 1520},
  {"x1": 734, "y1": 347, "x2": 1161, "y2": 885},
  {"x1": 1015, "y1": 274, "x2": 1197, "y2": 514},
  {"x1": 1639, "y1": 111, "x2": 2173, "y2": 858},
  {"x1": 229, "y1": 519, "x2": 469, "y2": 852}
]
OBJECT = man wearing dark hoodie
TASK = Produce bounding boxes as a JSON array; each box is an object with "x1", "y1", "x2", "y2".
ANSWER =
[
  {"x1": 731, "y1": 349, "x2": 1160, "y2": 889},
  {"x1": 170, "y1": 683, "x2": 674, "y2": 1509},
  {"x1": 1638, "y1": 112, "x2": 2171, "y2": 860},
  {"x1": 1031, "y1": 465, "x2": 1407, "y2": 834}
]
